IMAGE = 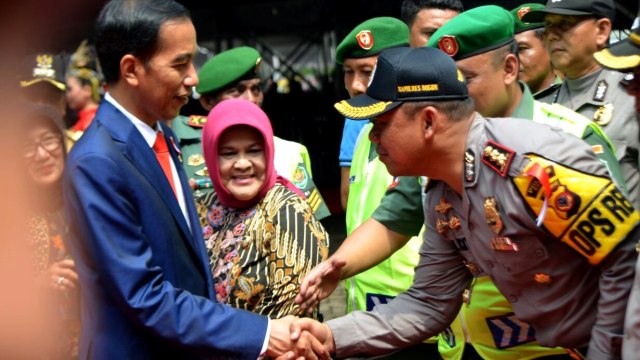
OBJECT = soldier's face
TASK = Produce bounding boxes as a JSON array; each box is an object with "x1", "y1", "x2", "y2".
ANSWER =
[
  {"x1": 515, "y1": 29, "x2": 554, "y2": 93},
  {"x1": 219, "y1": 78, "x2": 264, "y2": 107},
  {"x1": 369, "y1": 106, "x2": 424, "y2": 176},
  {"x1": 343, "y1": 56, "x2": 377, "y2": 98},
  {"x1": 409, "y1": 8, "x2": 459, "y2": 47},
  {"x1": 457, "y1": 51, "x2": 511, "y2": 118},
  {"x1": 543, "y1": 14, "x2": 606, "y2": 79}
]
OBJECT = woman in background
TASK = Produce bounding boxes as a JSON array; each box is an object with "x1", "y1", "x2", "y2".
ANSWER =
[
  {"x1": 197, "y1": 98, "x2": 329, "y2": 319},
  {"x1": 23, "y1": 103, "x2": 79, "y2": 359}
]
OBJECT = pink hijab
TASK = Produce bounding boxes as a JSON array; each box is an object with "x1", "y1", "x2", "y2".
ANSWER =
[{"x1": 202, "y1": 98, "x2": 302, "y2": 209}]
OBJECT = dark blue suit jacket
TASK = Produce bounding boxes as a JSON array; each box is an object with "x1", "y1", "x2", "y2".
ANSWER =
[{"x1": 63, "y1": 100, "x2": 268, "y2": 359}]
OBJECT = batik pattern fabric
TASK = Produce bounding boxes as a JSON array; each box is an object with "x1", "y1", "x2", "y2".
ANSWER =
[
  {"x1": 28, "y1": 209, "x2": 80, "y2": 360},
  {"x1": 197, "y1": 183, "x2": 329, "y2": 319}
]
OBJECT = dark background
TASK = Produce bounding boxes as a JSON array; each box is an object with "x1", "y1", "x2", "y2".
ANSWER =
[{"x1": 2, "y1": 0, "x2": 638, "y2": 218}]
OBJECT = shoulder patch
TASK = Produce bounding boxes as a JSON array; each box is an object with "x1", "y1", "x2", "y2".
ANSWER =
[
  {"x1": 481, "y1": 140, "x2": 515, "y2": 177},
  {"x1": 512, "y1": 154, "x2": 639, "y2": 265},
  {"x1": 187, "y1": 115, "x2": 207, "y2": 128}
]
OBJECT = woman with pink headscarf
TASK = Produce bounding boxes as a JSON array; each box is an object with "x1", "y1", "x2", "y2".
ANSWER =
[{"x1": 197, "y1": 98, "x2": 329, "y2": 319}]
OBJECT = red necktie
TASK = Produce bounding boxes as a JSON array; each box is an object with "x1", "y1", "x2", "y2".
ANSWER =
[{"x1": 153, "y1": 131, "x2": 177, "y2": 197}]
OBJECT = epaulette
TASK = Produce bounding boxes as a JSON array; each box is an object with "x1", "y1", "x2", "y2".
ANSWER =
[
  {"x1": 481, "y1": 140, "x2": 515, "y2": 177},
  {"x1": 187, "y1": 115, "x2": 207, "y2": 128}
]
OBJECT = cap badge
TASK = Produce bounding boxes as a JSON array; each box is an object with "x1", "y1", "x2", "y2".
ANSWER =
[
  {"x1": 33, "y1": 54, "x2": 56, "y2": 79},
  {"x1": 356, "y1": 30, "x2": 374, "y2": 50},
  {"x1": 484, "y1": 196, "x2": 503, "y2": 235},
  {"x1": 438, "y1": 35, "x2": 459, "y2": 57},
  {"x1": 517, "y1": 6, "x2": 531, "y2": 21},
  {"x1": 593, "y1": 103, "x2": 613, "y2": 126}
]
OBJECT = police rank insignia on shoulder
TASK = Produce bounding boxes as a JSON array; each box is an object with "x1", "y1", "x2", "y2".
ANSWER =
[
  {"x1": 187, "y1": 115, "x2": 207, "y2": 128},
  {"x1": 593, "y1": 80, "x2": 608, "y2": 102},
  {"x1": 512, "y1": 154, "x2": 640, "y2": 265},
  {"x1": 593, "y1": 103, "x2": 613, "y2": 126},
  {"x1": 481, "y1": 140, "x2": 515, "y2": 177}
]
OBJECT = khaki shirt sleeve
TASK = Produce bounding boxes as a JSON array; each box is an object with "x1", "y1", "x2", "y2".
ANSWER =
[{"x1": 327, "y1": 214, "x2": 471, "y2": 358}]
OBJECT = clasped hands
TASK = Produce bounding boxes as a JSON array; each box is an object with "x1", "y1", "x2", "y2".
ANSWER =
[{"x1": 267, "y1": 257, "x2": 347, "y2": 359}]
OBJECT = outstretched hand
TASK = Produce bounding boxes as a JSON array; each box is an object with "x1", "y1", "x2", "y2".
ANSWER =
[{"x1": 295, "y1": 256, "x2": 346, "y2": 315}]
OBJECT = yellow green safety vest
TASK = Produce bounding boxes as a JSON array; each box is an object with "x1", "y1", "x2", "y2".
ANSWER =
[{"x1": 345, "y1": 123, "x2": 423, "y2": 313}]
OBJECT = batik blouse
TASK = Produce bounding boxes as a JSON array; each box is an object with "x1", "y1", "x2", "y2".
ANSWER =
[{"x1": 197, "y1": 183, "x2": 329, "y2": 319}]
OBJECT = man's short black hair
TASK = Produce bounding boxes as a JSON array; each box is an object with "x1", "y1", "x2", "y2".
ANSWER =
[
  {"x1": 95, "y1": 0, "x2": 190, "y2": 84},
  {"x1": 400, "y1": 0, "x2": 464, "y2": 26}
]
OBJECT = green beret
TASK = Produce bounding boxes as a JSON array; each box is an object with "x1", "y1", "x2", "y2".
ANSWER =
[
  {"x1": 196, "y1": 46, "x2": 261, "y2": 95},
  {"x1": 511, "y1": 3, "x2": 545, "y2": 34},
  {"x1": 335, "y1": 17, "x2": 409, "y2": 64},
  {"x1": 426, "y1": 5, "x2": 514, "y2": 61}
]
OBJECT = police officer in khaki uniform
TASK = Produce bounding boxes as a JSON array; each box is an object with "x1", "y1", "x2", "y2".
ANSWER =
[
  {"x1": 593, "y1": 26, "x2": 640, "y2": 360},
  {"x1": 523, "y1": 0, "x2": 640, "y2": 210},
  {"x1": 172, "y1": 46, "x2": 330, "y2": 219},
  {"x1": 289, "y1": 46, "x2": 639, "y2": 360}
]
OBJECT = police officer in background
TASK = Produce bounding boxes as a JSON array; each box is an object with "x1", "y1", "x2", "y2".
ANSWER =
[
  {"x1": 290, "y1": 45, "x2": 639, "y2": 360},
  {"x1": 593, "y1": 26, "x2": 640, "y2": 360},
  {"x1": 172, "y1": 46, "x2": 330, "y2": 219},
  {"x1": 522, "y1": 0, "x2": 640, "y2": 210},
  {"x1": 510, "y1": 3, "x2": 563, "y2": 102}
]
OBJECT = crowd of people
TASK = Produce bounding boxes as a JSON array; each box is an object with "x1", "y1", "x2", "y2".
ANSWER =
[{"x1": 9, "y1": 0, "x2": 640, "y2": 359}]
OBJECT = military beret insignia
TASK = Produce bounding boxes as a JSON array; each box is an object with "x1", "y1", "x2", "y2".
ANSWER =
[
  {"x1": 187, "y1": 115, "x2": 207, "y2": 128},
  {"x1": 517, "y1": 6, "x2": 531, "y2": 21},
  {"x1": 356, "y1": 30, "x2": 374, "y2": 50},
  {"x1": 481, "y1": 140, "x2": 515, "y2": 177},
  {"x1": 438, "y1": 35, "x2": 459, "y2": 57}
]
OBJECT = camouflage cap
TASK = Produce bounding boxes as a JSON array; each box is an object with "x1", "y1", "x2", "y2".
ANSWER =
[
  {"x1": 19, "y1": 52, "x2": 66, "y2": 91},
  {"x1": 426, "y1": 5, "x2": 514, "y2": 61},
  {"x1": 335, "y1": 17, "x2": 409, "y2": 64},
  {"x1": 511, "y1": 3, "x2": 545, "y2": 34},
  {"x1": 196, "y1": 46, "x2": 262, "y2": 95},
  {"x1": 594, "y1": 27, "x2": 640, "y2": 71}
]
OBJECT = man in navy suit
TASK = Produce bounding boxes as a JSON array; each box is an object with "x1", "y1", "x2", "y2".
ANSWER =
[{"x1": 63, "y1": 1, "x2": 325, "y2": 358}]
